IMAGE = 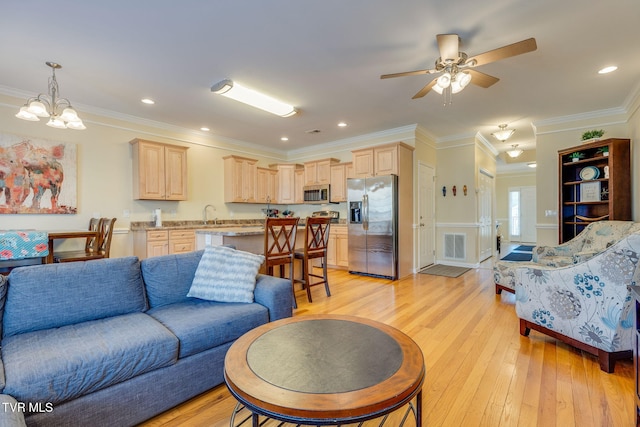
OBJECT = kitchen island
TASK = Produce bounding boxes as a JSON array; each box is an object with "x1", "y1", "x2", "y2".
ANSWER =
[{"x1": 195, "y1": 227, "x2": 266, "y2": 253}]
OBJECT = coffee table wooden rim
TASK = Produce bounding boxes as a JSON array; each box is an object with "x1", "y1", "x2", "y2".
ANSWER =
[{"x1": 224, "y1": 314, "x2": 425, "y2": 424}]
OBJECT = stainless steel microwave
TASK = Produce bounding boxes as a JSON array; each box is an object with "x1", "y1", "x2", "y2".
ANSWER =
[{"x1": 303, "y1": 184, "x2": 331, "y2": 204}]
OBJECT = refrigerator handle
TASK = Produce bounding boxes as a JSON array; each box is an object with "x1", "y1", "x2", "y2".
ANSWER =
[{"x1": 362, "y1": 194, "x2": 368, "y2": 230}]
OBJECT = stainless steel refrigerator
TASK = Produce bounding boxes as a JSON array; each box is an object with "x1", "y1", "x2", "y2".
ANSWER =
[{"x1": 347, "y1": 175, "x2": 398, "y2": 279}]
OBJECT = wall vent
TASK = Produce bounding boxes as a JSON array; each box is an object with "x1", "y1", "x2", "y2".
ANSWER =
[{"x1": 444, "y1": 233, "x2": 466, "y2": 260}]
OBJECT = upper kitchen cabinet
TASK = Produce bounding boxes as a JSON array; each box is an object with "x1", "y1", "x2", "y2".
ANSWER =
[
  {"x1": 351, "y1": 142, "x2": 413, "y2": 177},
  {"x1": 130, "y1": 139, "x2": 188, "y2": 200},
  {"x1": 304, "y1": 158, "x2": 339, "y2": 185},
  {"x1": 329, "y1": 162, "x2": 352, "y2": 203},
  {"x1": 271, "y1": 163, "x2": 303, "y2": 204},
  {"x1": 256, "y1": 167, "x2": 278, "y2": 204},
  {"x1": 223, "y1": 155, "x2": 257, "y2": 203}
]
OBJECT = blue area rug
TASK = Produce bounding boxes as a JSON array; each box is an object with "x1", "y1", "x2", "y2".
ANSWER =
[
  {"x1": 514, "y1": 245, "x2": 535, "y2": 252},
  {"x1": 501, "y1": 252, "x2": 533, "y2": 261}
]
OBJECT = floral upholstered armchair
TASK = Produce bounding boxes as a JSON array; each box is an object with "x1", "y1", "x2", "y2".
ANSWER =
[
  {"x1": 513, "y1": 231, "x2": 640, "y2": 372},
  {"x1": 494, "y1": 221, "x2": 640, "y2": 294}
]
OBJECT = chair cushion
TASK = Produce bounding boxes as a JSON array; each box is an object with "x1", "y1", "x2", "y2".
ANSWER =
[
  {"x1": 148, "y1": 299, "x2": 268, "y2": 358},
  {"x1": 1, "y1": 313, "x2": 178, "y2": 405},
  {"x1": 3, "y1": 257, "x2": 146, "y2": 338},
  {"x1": 187, "y1": 246, "x2": 264, "y2": 303}
]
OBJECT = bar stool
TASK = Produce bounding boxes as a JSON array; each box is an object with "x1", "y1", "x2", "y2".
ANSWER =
[
  {"x1": 294, "y1": 217, "x2": 331, "y2": 303},
  {"x1": 263, "y1": 217, "x2": 299, "y2": 308}
]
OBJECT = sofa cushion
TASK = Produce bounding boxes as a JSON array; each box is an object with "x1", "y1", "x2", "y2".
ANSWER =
[
  {"x1": 148, "y1": 299, "x2": 268, "y2": 358},
  {"x1": 188, "y1": 246, "x2": 264, "y2": 303},
  {"x1": 1, "y1": 313, "x2": 178, "y2": 405},
  {"x1": 141, "y1": 250, "x2": 204, "y2": 308},
  {"x1": 3, "y1": 257, "x2": 146, "y2": 338}
]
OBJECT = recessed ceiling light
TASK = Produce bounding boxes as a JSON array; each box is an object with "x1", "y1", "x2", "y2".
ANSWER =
[
  {"x1": 281, "y1": 137, "x2": 289, "y2": 141},
  {"x1": 598, "y1": 66, "x2": 618, "y2": 74},
  {"x1": 141, "y1": 98, "x2": 155, "y2": 105},
  {"x1": 338, "y1": 122, "x2": 347, "y2": 127},
  {"x1": 527, "y1": 162, "x2": 537, "y2": 168},
  {"x1": 200, "y1": 127, "x2": 210, "y2": 131}
]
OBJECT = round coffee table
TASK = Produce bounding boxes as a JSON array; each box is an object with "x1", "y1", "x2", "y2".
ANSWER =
[{"x1": 224, "y1": 314, "x2": 425, "y2": 426}]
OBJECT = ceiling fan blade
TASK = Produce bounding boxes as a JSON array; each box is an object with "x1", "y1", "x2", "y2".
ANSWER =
[
  {"x1": 467, "y1": 69, "x2": 499, "y2": 88},
  {"x1": 380, "y1": 68, "x2": 437, "y2": 79},
  {"x1": 412, "y1": 79, "x2": 437, "y2": 99},
  {"x1": 436, "y1": 34, "x2": 461, "y2": 62},
  {"x1": 467, "y1": 38, "x2": 537, "y2": 67}
]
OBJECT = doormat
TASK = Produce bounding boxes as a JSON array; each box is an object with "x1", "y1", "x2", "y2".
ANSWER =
[
  {"x1": 501, "y1": 252, "x2": 533, "y2": 261},
  {"x1": 514, "y1": 245, "x2": 535, "y2": 252},
  {"x1": 419, "y1": 264, "x2": 470, "y2": 278}
]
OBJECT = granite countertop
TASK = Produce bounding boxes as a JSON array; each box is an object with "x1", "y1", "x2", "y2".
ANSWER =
[
  {"x1": 130, "y1": 218, "x2": 346, "y2": 232},
  {"x1": 194, "y1": 226, "x2": 265, "y2": 236}
]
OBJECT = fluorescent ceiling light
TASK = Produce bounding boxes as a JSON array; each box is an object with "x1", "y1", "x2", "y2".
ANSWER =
[
  {"x1": 211, "y1": 79, "x2": 297, "y2": 117},
  {"x1": 598, "y1": 66, "x2": 618, "y2": 74}
]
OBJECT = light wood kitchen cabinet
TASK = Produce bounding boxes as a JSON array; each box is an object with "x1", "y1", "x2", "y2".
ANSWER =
[
  {"x1": 330, "y1": 162, "x2": 351, "y2": 202},
  {"x1": 294, "y1": 169, "x2": 305, "y2": 203},
  {"x1": 130, "y1": 139, "x2": 188, "y2": 200},
  {"x1": 351, "y1": 148, "x2": 374, "y2": 178},
  {"x1": 256, "y1": 167, "x2": 278, "y2": 203},
  {"x1": 304, "y1": 158, "x2": 339, "y2": 185},
  {"x1": 327, "y1": 225, "x2": 348, "y2": 269},
  {"x1": 351, "y1": 142, "x2": 413, "y2": 177},
  {"x1": 271, "y1": 164, "x2": 303, "y2": 204},
  {"x1": 223, "y1": 155, "x2": 257, "y2": 203},
  {"x1": 133, "y1": 229, "x2": 196, "y2": 259},
  {"x1": 168, "y1": 229, "x2": 196, "y2": 254}
]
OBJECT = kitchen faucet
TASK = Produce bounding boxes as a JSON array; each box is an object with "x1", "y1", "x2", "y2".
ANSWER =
[{"x1": 203, "y1": 204, "x2": 216, "y2": 224}]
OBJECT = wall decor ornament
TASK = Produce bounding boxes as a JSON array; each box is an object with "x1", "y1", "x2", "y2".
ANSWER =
[
  {"x1": 442, "y1": 186, "x2": 446, "y2": 197},
  {"x1": 0, "y1": 133, "x2": 77, "y2": 214},
  {"x1": 452, "y1": 185, "x2": 457, "y2": 196},
  {"x1": 463, "y1": 185, "x2": 467, "y2": 196}
]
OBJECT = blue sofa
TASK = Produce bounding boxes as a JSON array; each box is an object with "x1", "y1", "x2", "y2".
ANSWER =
[{"x1": 0, "y1": 250, "x2": 293, "y2": 426}]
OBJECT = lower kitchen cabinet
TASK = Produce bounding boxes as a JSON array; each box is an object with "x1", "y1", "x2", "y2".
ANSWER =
[
  {"x1": 327, "y1": 225, "x2": 348, "y2": 269},
  {"x1": 133, "y1": 229, "x2": 195, "y2": 259}
]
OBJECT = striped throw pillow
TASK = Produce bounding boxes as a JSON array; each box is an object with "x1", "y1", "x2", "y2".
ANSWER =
[{"x1": 187, "y1": 245, "x2": 265, "y2": 303}]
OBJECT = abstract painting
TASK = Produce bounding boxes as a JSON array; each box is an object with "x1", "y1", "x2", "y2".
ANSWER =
[{"x1": 0, "y1": 133, "x2": 77, "y2": 214}]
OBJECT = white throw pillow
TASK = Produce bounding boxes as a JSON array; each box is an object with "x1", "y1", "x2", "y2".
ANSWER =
[{"x1": 187, "y1": 245, "x2": 265, "y2": 303}]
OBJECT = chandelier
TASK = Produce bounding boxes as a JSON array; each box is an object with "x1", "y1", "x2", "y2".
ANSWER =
[
  {"x1": 15, "y1": 61, "x2": 86, "y2": 130},
  {"x1": 491, "y1": 124, "x2": 515, "y2": 142},
  {"x1": 506, "y1": 144, "x2": 524, "y2": 158}
]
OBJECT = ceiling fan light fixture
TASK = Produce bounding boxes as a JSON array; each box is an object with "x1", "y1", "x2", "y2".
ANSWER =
[
  {"x1": 506, "y1": 144, "x2": 523, "y2": 158},
  {"x1": 492, "y1": 124, "x2": 515, "y2": 142},
  {"x1": 211, "y1": 79, "x2": 297, "y2": 117},
  {"x1": 436, "y1": 72, "x2": 451, "y2": 89}
]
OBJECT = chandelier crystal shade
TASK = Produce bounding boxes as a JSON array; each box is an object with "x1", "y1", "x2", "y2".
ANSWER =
[
  {"x1": 491, "y1": 124, "x2": 515, "y2": 142},
  {"x1": 211, "y1": 79, "x2": 297, "y2": 117},
  {"x1": 15, "y1": 62, "x2": 86, "y2": 130}
]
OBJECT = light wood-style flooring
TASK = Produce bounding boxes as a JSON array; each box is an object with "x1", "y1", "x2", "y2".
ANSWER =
[{"x1": 140, "y1": 251, "x2": 635, "y2": 427}]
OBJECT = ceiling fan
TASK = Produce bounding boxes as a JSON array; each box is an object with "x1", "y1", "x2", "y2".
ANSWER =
[{"x1": 381, "y1": 34, "x2": 537, "y2": 99}]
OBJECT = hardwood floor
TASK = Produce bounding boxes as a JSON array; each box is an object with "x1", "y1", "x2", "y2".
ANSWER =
[{"x1": 140, "y1": 252, "x2": 635, "y2": 427}]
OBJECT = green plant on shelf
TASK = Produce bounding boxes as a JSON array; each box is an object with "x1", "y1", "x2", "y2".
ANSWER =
[
  {"x1": 581, "y1": 129, "x2": 605, "y2": 140},
  {"x1": 569, "y1": 152, "x2": 585, "y2": 161},
  {"x1": 597, "y1": 146, "x2": 609, "y2": 156}
]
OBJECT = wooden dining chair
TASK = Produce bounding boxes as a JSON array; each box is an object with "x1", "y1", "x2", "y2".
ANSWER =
[
  {"x1": 293, "y1": 217, "x2": 331, "y2": 303},
  {"x1": 263, "y1": 217, "x2": 299, "y2": 308},
  {"x1": 53, "y1": 217, "x2": 116, "y2": 263}
]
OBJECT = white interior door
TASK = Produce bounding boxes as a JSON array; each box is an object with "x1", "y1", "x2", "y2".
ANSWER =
[
  {"x1": 418, "y1": 163, "x2": 435, "y2": 269},
  {"x1": 478, "y1": 170, "x2": 494, "y2": 262}
]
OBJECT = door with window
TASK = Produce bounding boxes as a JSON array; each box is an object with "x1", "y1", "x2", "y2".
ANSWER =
[{"x1": 508, "y1": 186, "x2": 536, "y2": 243}]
